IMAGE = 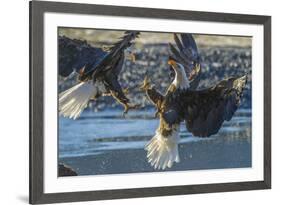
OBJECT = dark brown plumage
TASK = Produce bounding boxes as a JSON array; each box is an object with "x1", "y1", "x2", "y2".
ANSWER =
[
  {"x1": 59, "y1": 31, "x2": 140, "y2": 119},
  {"x1": 161, "y1": 75, "x2": 247, "y2": 137},
  {"x1": 141, "y1": 33, "x2": 247, "y2": 169}
]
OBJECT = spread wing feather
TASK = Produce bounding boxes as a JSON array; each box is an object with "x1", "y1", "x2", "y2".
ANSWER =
[
  {"x1": 145, "y1": 88, "x2": 164, "y2": 108},
  {"x1": 102, "y1": 54, "x2": 128, "y2": 105},
  {"x1": 58, "y1": 36, "x2": 106, "y2": 77},
  {"x1": 58, "y1": 31, "x2": 140, "y2": 79},
  {"x1": 90, "y1": 31, "x2": 140, "y2": 79},
  {"x1": 140, "y1": 76, "x2": 164, "y2": 108},
  {"x1": 180, "y1": 75, "x2": 247, "y2": 137},
  {"x1": 169, "y1": 33, "x2": 201, "y2": 89}
]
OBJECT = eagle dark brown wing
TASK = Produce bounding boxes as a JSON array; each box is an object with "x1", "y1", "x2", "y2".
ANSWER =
[
  {"x1": 58, "y1": 36, "x2": 106, "y2": 77},
  {"x1": 91, "y1": 31, "x2": 140, "y2": 80},
  {"x1": 140, "y1": 76, "x2": 164, "y2": 108},
  {"x1": 169, "y1": 33, "x2": 201, "y2": 89},
  {"x1": 179, "y1": 75, "x2": 247, "y2": 137},
  {"x1": 58, "y1": 31, "x2": 140, "y2": 80},
  {"x1": 146, "y1": 88, "x2": 164, "y2": 109},
  {"x1": 103, "y1": 53, "x2": 129, "y2": 105}
]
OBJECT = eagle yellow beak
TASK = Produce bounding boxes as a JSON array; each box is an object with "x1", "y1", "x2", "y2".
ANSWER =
[{"x1": 168, "y1": 59, "x2": 177, "y2": 67}]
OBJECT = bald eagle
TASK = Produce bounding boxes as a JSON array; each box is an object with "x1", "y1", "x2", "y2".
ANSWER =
[
  {"x1": 59, "y1": 31, "x2": 140, "y2": 119},
  {"x1": 141, "y1": 33, "x2": 247, "y2": 170}
]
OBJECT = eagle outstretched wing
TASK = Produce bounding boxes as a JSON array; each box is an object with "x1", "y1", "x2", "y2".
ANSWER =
[
  {"x1": 139, "y1": 76, "x2": 164, "y2": 108},
  {"x1": 59, "y1": 31, "x2": 140, "y2": 80},
  {"x1": 146, "y1": 75, "x2": 247, "y2": 170},
  {"x1": 103, "y1": 53, "x2": 128, "y2": 103},
  {"x1": 58, "y1": 31, "x2": 140, "y2": 118},
  {"x1": 58, "y1": 36, "x2": 106, "y2": 77},
  {"x1": 146, "y1": 88, "x2": 164, "y2": 109},
  {"x1": 179, "y1": 75, "x2": 247, "y2": 137},
  {"x1": 142, "y1": 33, "x2": 202, "y2": 110},
  {"x1": 90, "y1": 31, "x2": 140, "y2": 80},
  {"x1": 169, "y1": 33, "x2": 202, "y2": 89}
]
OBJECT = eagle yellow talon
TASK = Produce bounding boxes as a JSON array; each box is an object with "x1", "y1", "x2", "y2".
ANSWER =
[
  {"x1": 140, "y1": 76, "x2": 151, "y2": 91},
  {"x1": 154, "y1": 110, "x2": 160, "y2": 118},
  {"x1": 122, "y1": 103, "x2": 140, "y2": 117},
  {"x1": 123, "y1": 87, "x2": 130, "y2": 95}
]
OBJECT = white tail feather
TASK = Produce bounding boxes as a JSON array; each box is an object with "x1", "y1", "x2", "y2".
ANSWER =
[
  {"x1": 145, "y1": 129, "x2": 180, "y2": 170},
  {"x1": 59, "y1": 82, "x2": 97, "y2": 119}
]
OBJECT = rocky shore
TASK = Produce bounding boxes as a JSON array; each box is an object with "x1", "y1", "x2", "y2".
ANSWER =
[{"x1": 58, "y1": 163, "x2": 78, "y2": 176}]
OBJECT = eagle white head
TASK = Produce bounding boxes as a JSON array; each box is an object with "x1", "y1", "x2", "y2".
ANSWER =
[{"x1": 168, "y1": 59, "x2": 190, "y2": 89}]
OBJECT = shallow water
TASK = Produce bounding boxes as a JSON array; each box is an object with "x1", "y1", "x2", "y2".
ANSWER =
[{"x1": 59, "y1": 108, "x2": 251, "y2": 176}]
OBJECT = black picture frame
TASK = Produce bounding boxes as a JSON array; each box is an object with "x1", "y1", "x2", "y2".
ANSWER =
[{"x1": 29, "y1": 0, "x2": 271, "y2": 204}]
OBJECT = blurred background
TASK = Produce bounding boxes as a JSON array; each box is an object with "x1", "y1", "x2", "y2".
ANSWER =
[
  {"x1": 59, "y1": 28, "x2": 252, "y2": 110},
  {"x1": 58, "y1": 28, "x2": 252, "y2": 176}
]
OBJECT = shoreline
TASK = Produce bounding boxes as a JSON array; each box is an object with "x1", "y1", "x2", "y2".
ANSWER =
[{"x1": 59, "y1": 137, "x2": 251, "y2": 176}]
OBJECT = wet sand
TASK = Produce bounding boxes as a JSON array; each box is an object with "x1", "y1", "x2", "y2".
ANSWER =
[{"x1": 59, "y1": 135, "x2": 251, "y2": 176}]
